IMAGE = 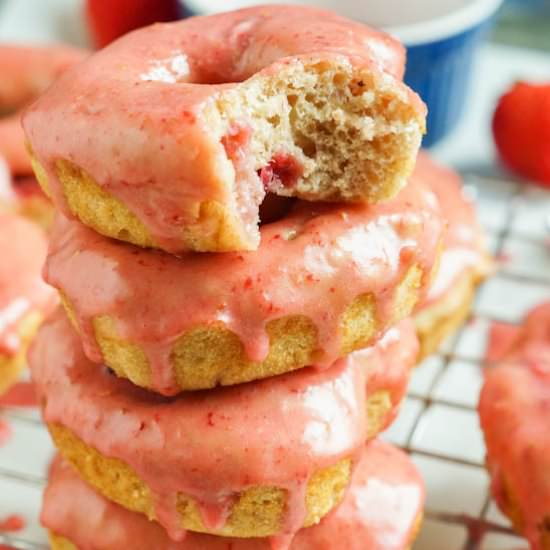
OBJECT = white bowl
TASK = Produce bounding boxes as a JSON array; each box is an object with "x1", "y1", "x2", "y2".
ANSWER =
[{"x1": 183, "y1": 0, "x2": 503, "y2": 45}]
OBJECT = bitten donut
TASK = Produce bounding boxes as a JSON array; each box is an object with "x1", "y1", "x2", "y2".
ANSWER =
[
  {"x1": 480, "y1": 303, "x2": 550, "y2": 550},
  {"x1": 44, "y1": 440, "x2": 425, "y2": 550},
  {"x1": 24, "y1": 5, "x2": 426, "y2": 254},
  {"x1": 413, "y1": 153, "x2": 492, "y2": 359},
  {"x1": 0, "y1": 45, "x2": 85, "y2": 175},
  {"x1": 30, "y1": 310, "x2": 417, "y2": 541},
  {"x1": 45, "y1": 174, "x2": 441, "y2": 395},
  {"x1": 0, "y1": 212, "x2": 56, "y2": 395}
]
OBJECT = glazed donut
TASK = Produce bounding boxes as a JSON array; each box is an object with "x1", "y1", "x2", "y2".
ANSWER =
[
  {"x1": 45, "y1": 173, "x2": 442, "y2": 395},
  {"x1": 24, "y1": 5, "x2": 426, "y2": 254},
  {"x1": 413, "y1": 153, "x2": 492, "y2": 359},
  {"x1": 479, "y1": 302, "x2": 550, "y2": 550},
  {"x1": 30, "y1": 310, "x2": 417, "y2": 540},
  {"x1": 44, "y1": 440, "x2": 425, "y2": 550},
  {"x1": 0, "y1": 45, "x2": 86, "y2": 175},
  {"x1": 0, "y1": 212, "x2": 56, "y2": 395},
  {"x1": 12, "y1": 175, "x2": 55, "y2": 231}
]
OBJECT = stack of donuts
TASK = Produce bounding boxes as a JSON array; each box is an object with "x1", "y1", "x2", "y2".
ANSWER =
[{"x1": 20, "y1": 5, "x2": 487, "y2": 549}]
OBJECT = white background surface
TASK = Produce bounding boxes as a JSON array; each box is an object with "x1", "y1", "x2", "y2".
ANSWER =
[{"x1": 0, "y1": 1, "x2": 549, "y2": 549}]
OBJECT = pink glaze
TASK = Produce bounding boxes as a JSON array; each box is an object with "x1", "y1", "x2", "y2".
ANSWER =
[
  {"x1": 43, "y1": 441, "x2": 424, "y2": 550},
  {"x1": 0, "y1": 212, "x2": 56, "y2": 356},
  {"x1": 0, "y1": 419, "x2": 11, "y2": 446},
  {"x1": 0, "y1": 382, "x2": 37, "y2": 408},
  {"x1": 414, "y1": 152, "x2": 491, "y2": 311},
  {"x1": 0, "y1": 45, "x2": 86, "y2": 175},
  {"x1": 0, "y1": 515, "x2": 25, "y2": 533},
  {"x1": 485, "y1": 321, "x2": 521, "y2": 365},
  {"x1": 479, "y1": 302, "x2": 550, "y2": 550},
  {"x1": 31, "y1": 311, "x2": 416, "y2": 544},
  {"x1": 23, "y1": 6, "x2": 424, "y2": 252},
  {"x1": 45, "y1": 175, "x2": 441, "y2": 395}
]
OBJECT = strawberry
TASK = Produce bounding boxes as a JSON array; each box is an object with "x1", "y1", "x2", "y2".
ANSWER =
[
  {"x1": 86, "y1": 0, "x2": 180, "y2": 48},
  {"x1": 492, "y1": 81, "x2": 550, "y2": 187}
]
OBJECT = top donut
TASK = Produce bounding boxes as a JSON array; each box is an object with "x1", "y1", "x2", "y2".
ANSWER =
[{"x1": 23, "y1": 5, "x2": 426, "y2": 253}]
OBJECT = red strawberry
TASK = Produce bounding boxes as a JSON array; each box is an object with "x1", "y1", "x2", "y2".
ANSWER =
[
  {"x1": 492, "y1": 81, "x2": 550, "y2": 187},
  {"x1": 86, "y1": 0, "x2": 180, "y2": 48}
]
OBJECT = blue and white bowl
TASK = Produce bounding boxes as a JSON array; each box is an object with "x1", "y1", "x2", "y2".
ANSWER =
[{"x1": 182, "y1": 0, "x2": 504, "y2": 146}]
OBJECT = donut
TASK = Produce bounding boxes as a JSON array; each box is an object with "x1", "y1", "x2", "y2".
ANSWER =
[
  {"x1": 44, "y1": 440, "x2": 425, "y2": 550},
  {"x1": 413, "y1": 153, "x2": 492, "y2": 359},
  {"x1": 29, "y1": 310, "x2": 417, "y2": 540},
  {"x1": 12, "y1": 175, "x2": 55, "y2": 231},
  {"x1": 479, "y1": 303, "x2": 550, "y2": 549},
  {"x1": 0, "y1": 45, "x2": 86, "y2": 175},
  {"x1": 23, "y1": 5, "x2": 426, "y2": 254},
  {"x1": 44, "y1": 172, "x2": 441, "y2": 395},
  {"x1": 0, "y1": 212, "x2": 56, "y2": 395}
]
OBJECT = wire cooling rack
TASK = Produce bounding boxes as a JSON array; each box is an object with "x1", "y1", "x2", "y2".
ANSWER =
[{"x1": 1, "y1": 169, "x2": 549, "y2": 550}]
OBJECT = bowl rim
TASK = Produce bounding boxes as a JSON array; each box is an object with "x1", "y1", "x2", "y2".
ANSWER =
[
  {"x1": 183, "y1": 0, "x2": 504, "y2": 46},
  {"x1": 384, "y1": 0, "x2": 504, "y2": 46}
]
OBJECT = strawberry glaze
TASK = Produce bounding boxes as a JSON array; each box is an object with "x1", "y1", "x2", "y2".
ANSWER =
[
  {"x1": 44, "y1": 175, "x2": 441, "y2": 395},
  {"x1": 479, "y1": 302, "x2": 550, "y2": 550},
  {"x1": 43, "y1": 441, "x2": 424, "y2": 550},
  {"x1": 22, "y1": 5, "x2": 423, "y2": 253},
  {"x1": 0, "y1": 45, "x2": 86, "y2": 175},
  {"x1": 0, "y1": 382, "x2": 37, "y2": 408},
  {"x1": 0, "y1": 212, "x2": 56, "y2": 357},
  {"x1": 414, "y1": 152, "x2": 491, "y2": 311},
  {"x1": 30, "y1": 311, "x2": 416, "y2": 543}
]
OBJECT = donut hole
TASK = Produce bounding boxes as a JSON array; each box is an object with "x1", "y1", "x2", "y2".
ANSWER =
[{"x1": 258, "y1": 193, "x2": 295, "y2": 226}]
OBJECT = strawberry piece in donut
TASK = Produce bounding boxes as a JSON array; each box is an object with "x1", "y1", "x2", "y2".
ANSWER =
[
  {"x1": 414, "y1": 152, "x2": 492, "y2": 359},
  {"x1": 0, "y1": 212, "x2": 56, "y2": 395},
  {"x1": 43, "y1": 440, "x2": 424, "y2": 550},
  {"x1": 0, "y1": 45, "x2": 86, "y2": 176},
  {"x1": 30, "y1": 311, "x2": 418, "y2": 542},
  {"x1": 44, "y1": 173, "x2": 442, "y2": 395},
  {"x1": 24, "y1": 5, "x2": 426, "y2": 254},
  {"x1": 479, "y1": 303, "x2": 550, "y2": 550}
]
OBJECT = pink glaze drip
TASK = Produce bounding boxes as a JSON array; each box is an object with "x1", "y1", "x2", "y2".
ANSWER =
[
  {"x1": 413, "y1": 152, "x2": 491, "y2": 311},
  {"x1": 22, "y1": 6, "x2": 423, "y2": 252},
  {"x1": 0, "y1": 212, "x2": 56, "y2": 356},
  {"x1": 0, "y1": 515, "x2": 25, "y2": 533},
  {"x1": 31, "y1": 311, "x2": 417, "y2": 543},
  {"x1": 479, "y1": 302, "x2": 550, "y2": 550},
  {"x1": 485, "y1": 321, "x2": 521, "y2": 365},
  {"x1": 0, "y1": 419, "x2": 11, "y2": 446},
  {"x1": 42, "y1": 441, "x2": 424, "y2": 550},
  {"x1": 0, "y1": 382, "x2": 37, "y2": 408},
  {"x1": 44, "y1": 175, "x2": 441, "y2": 395}
]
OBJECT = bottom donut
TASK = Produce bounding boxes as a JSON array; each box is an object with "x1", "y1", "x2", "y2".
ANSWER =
[{"x1": 43, "y1": 440, "x2": 425, "y2": 550}]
